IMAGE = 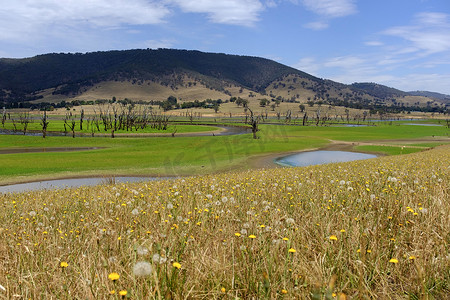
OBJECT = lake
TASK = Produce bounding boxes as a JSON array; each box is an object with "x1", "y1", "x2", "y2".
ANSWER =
[{"x1": 275, "y1": 150, "x2": 377, "y2": 167}]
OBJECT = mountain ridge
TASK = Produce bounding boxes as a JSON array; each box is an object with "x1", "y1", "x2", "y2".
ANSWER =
[{"x1": 0, "y1": 49, "x2": 448, "y2": 112}]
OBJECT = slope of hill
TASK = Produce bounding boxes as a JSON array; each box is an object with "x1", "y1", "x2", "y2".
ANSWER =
[
  {"x1": 408, "y1": 91, "x2": 450, "y2": 103},
  {"x1": 0, "y1": 49, "x2": 448, "y2": 113},
  {"x1": 0, "y1": 49, "x2": 314, "y2": 101}
]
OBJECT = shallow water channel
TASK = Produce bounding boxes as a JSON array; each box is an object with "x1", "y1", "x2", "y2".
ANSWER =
[
  {"x1": 275, "y1": 150, "x2": 377, "y2": 167},
  {"x1": 0, "y1": 177, "x2": 170, "y2": 194}
]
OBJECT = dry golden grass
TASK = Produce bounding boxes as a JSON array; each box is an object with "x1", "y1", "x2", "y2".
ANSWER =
[{"x1": 0, "y1": 146, "x2": 448, "y2": 299}]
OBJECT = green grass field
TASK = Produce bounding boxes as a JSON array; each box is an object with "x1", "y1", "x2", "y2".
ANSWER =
[{"x1": 0, "y1": 121, "x2": 448, "y2": 184}]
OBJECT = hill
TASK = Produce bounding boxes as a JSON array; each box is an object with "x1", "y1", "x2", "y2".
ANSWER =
[
  {"x1": 408, "y1": 90, "x2": 450, "y2": 103},
  {"x1": 0, "y1": 49, "x2": 448, "y2": 113}
]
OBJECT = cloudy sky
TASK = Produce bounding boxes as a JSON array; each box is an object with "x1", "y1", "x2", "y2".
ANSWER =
[{"x1": 1, "y1": 0, "x2": 449, "y2": 94}]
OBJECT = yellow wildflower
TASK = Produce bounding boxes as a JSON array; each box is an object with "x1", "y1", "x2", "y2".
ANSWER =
[
  {"x1": 108, "y1": 272, "x2": 120, "y2": 281},
  {"x1": 389, "y1": 258, "x2": 399, "y2": 264}
]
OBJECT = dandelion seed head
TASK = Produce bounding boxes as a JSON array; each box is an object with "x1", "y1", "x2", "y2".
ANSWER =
[
  {"x1": 133, "y1": 261, "x2": 153, "y2": 276},
  {"x1": 285, "y1": 218, "x2": 295, "y2": 225},
  {"x1": 136, "y1": 246, "x2": 149, "y2": 256},
  {"x1": 152, "y1": 253, "x2": 167, "y2": 264}
]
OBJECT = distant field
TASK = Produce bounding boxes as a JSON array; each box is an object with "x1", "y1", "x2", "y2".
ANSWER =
[{"x1": 0, "y1": 145, "x2": 448, "y2": 298}]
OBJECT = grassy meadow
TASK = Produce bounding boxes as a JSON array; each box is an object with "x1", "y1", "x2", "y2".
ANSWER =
[
  {"x1": 0, "y1": 145, "x2": 448, "y2": 299},
  {"x1": 0, "y1": 121, "x2": 449, "y2": 184}
]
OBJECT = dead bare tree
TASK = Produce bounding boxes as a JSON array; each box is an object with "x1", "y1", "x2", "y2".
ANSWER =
[
  {"x1": 302, "y1": 112, "x2": 308, "y2": 126},
  {"x1": 40, "y1": 111, "x2": 49, "y2": 138},
  {"x1": 64, "y1": 112, "x2": 76, "y2": 138},
  {"x1": 316, "y1": 109, "x2": 321, "y2": 126},
  {"x1": 79, "y1": 108, "x2": 84, "y2": 130},
  {"x1": 19, "y1": 112, "x2": 31, "y2": 135},
  {"x1": 285, "y1": 110, "x2": 292, "y2": 124},
  {"x1": 1, "y1": 107, "x2": 6, "y2": 128},
  {"x1": 247, "y1": 107, "x2": 259, "y2": 139}
]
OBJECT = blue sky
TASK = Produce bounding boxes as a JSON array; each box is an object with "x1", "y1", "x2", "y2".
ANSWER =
[{"x1": 1, "y1": 0, "x2": 449, "y2": 94}]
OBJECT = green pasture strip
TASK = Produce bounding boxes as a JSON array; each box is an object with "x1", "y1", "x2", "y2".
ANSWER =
[
  {"x1": 257, "y1": 123, "x2": 448, "y2": 141},
  {"x1": 402, "y1": 142, "x2": 450, "y2": 148},
  {"x1": 354, "y1": 145, "x2": 425, "y2": 156},
  {"x1": 1, "y1": 121, "x2": 218, "y2": 134}
]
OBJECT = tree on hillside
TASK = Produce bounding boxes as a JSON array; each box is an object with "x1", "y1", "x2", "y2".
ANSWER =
[
  {"x1": 299, "y1": 104, "x2": 305, "y2": 112},
  {"x1": 259, "y1": 99, "x2": 270, "y2": 107},
  {"x1": 167, "y1": 96, "x2": 177, "y2": 105}
]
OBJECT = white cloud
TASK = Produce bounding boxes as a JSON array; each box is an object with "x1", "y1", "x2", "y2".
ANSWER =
[
  {"x1": 324, "y1": 56, "x2": 366, "y2": 69},
  {"x1": 304, "y1": 21, "x2": 329, "y2": 30},
  {"x1": 365, "y1": 41, "x2": 383, "y2": 47},
  {"x1": 301, "y1": 0, "x2": 357, "y2": 18},
  {"x1": 0, "y1": 0, "x2": 169, "y2": 28},
  {"x1": 382, "y1": 12, "x2": 450, "y2": 54},
  {"x1": 170, "y1": 0, "x2": 265, "y2": 26},
  {"x1": 0, "y1": 0, "x2": 170, "y2": 43},
  {"x1": 381, "y1": 73, "x2": 450, "y2": 94},
  {"x1": 292, "y1": 57, "x2": 320, "y2": 75},
  {"x1": 265, "y1": 0, "x2": 278, "y2": 8},
  {"x1": 293, "y1": 52, "x2": 450, "y2": 94}
]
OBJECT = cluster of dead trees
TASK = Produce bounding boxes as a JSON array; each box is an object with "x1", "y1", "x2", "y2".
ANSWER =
[
  {"x1": 1, "y1": 104, "x2": 171, "y2": 138},
  {"x1": 62, "y1": 105, "x2": 170, "y2": 138}
]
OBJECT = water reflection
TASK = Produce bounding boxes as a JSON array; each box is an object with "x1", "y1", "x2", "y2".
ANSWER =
[
  {"x1": 275, "y1": 150, "x2": 377, "y2": 167},
  {"x1": 0, "y1": 176, "x2": 171, "y2": 194}
]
